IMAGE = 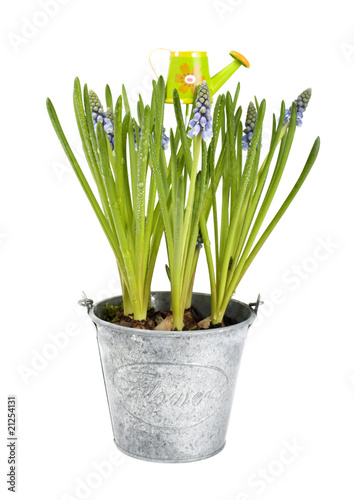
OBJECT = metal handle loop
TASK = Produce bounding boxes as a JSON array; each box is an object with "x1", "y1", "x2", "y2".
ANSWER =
[
  {"x1": 78, "y1": 291, "x2": 93, "y2": 313},
  {"x1": 249, "y1": 294, "x2": 263, "y2": 315}
]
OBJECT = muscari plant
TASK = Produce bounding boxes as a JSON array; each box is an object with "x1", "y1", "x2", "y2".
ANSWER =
[
  {"x1": 47, "y1": 78, "x2": 319, "y2": 330},
  {"x1": 47, "y1": 79, "x2": 168, "y2": 321},
  {"x1": 149, "y1": 80, "x2": 213, "y2": 330},
  {"x1": 196, "y1": 89, "x2": 320, "y2": 325}
]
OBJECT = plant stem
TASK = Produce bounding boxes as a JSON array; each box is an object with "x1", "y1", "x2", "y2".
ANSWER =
[
  {"x1": 199, "y1": 214, "x2": 217, "y2": 322},
  {"x1": 185, "y1": 104, "x2": 190, "y2": 128},
  {"x1": 181, "y1": 134, "x2": 201, "y2": 259}
]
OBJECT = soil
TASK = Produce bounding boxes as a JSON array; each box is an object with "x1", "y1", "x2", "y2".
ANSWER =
[{"x1": 102, "y1": 303, "x2": 238, "y2": 331}]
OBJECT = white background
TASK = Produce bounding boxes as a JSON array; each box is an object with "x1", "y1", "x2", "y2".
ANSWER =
[{"x1": 1, "y1": 0, "x2": 354, "y2": 498}]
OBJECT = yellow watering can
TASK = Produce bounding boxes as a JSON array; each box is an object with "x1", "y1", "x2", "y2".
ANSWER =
[{"x1": 150, "y1": 49, "x2": 250, "y2": 104}]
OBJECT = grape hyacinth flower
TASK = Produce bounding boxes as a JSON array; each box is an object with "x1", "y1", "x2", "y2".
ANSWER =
[
  {"x1": 284, "y1": 88, "x2": 312, "y2": 127},
  {"x1": 196, "y1": 231, "x2": 203, "y2": 250},
  {"x1": 161, "y1": 128, "x2": 170, "y2": 150},
  {"x1": 187, "y1": 81, "x2": 213, "y2": 140},
  {"x1": 133, "y1": 125, "x2": 141, "y2": 150},
  {"x1": 242, "y1": 102, "x2": 257, "y2": 150},
  {"x1": 135, "y1": 125, "x2": 170, "y2": 151},
  {"x1": 89, "y1": 90, "x2": 114, "y2": 149},
  {"x1": 105, "y1": 107, "x2": 114, "y2": 148}
]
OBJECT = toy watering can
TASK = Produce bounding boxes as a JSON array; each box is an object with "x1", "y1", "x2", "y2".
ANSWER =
[{"x1": 150, "y1": 49, "x2": 250, "y2": 104}]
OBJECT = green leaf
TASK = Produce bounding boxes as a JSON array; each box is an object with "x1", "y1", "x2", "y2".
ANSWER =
[
  {"x1": 122, "y1": 84, "x2": 131, "y2": 114},
  {"x1": 96, "y1": 121, "x2": 117, "y2": 207},
  {"x1": 226, "y1": 92, "x2": 237, "y2": 205},
  {"x1": 237, "y1": 136, "x2": 321, "y2": 285},
  {"x1": 165, "y1": 264, "x2": 171, "y2": 282},
  {"x1": 121, "y1": 113, "x2": 133, "y2": 222},
  {"x1": 149, "y1": 122, "x2": 174, "y2": 263},
  {"x1": 127, "y1": 116, "x2": 137, "y2": 210},
  {"x1": 82, "y1": 84, "x2": 99, "y2": 166},
  {"x1": 135, "y1": 105, "x2": 151, "y2": 286},
  {"x1": 46, "y1": 97, "x2": 120, "y2": 260},
  {"x1": 105, "y1": 84, "x2": 113, "y2": 110},
  {"x1": 212, "y1": 94, "x2": 226, "y2": 148},
  {"x1": 217, "y1": 99, "x2": 266, "y2": 308},
  {"x1": 232, "y1": 82, "x2": 241, "y2": 113},
  {"x1": 75, "y1": 80, "x2": 116, "y2": 236},
  {"x1": 113, "y1": 95, "x2": 124, "y2": 208},
  {"x1": 235, "y1": 101, "x2": 288, "y2": 270},
  {"x1": 73, "y1": 78, "x2": 98, "y2": 176},
  {"x1": 173, "y1": 88, "x2": 193, "y2": 176},
  {"x1": 137, "y1": 94, "x2": 144, "y2": 126},
  {"x1": 170, "y1": 130, "x2": 178, "y2": 227},
  {"x1": 154, "y1": 76, "x2": 166, "y2": 155},
  {"x1": 254, "y1": 96, "x2": 260, "y2": 111},
  {"x1": 182, "y1": 140, "x2": 208, "y2": 300},
  {"x1": 173, "y1": 172, "x2": 185, "y2": 291}
]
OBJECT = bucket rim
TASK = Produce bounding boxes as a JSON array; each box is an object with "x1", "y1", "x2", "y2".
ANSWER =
[{"x1": 88, "y1": 291, "x2": 256, "y2": 337}]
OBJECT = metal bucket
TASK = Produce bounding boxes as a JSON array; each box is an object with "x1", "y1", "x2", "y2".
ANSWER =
[{"x1": 82, "y1": 292, "x2": 260, "y2": 463}]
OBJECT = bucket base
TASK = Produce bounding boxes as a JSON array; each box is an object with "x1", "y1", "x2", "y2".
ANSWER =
[{"x1": 113, "y1": 439, "x2": 226, "y2": 464}]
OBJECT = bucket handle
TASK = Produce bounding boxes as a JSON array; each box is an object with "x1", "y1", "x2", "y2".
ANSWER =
[
  {"x1": 249, "y1": 294, "x2": 263, "y2": 315},
  {"x1": 78, "y1": 291, "x2": 93, "y2": 313}
]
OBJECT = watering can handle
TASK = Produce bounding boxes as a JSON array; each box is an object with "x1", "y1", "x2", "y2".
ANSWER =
[{"x1": 149, "y1": 48, "x2": 172, "y2": 79}]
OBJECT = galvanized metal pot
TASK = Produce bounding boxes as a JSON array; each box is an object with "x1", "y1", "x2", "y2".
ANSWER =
[{"x1": 83, "y1": 292, "x2": 259, "y2": 463}]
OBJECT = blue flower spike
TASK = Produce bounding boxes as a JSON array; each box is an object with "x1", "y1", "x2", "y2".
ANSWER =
[
  {"x1": 187, "y1": 81, "x2": 213, "y2": 141},
  {"x1": 196, "y1": 231, "x2": 203, "y2": 250},
  {"x1": 284, "y1": 88, "x2": 312, "y2": 127},
  {"x1": 161, "y1": 127, "x2": 170, "y2": 150},
  {"x1": 104, "y1": 107, "x2": 115, "y2": 149},
  {"x1": 89, "y1": 90, "x2": 114, "y2": 149},
  {"x1": 242, "y1": 102, "x2": 257, "y2": 150},
  {"x1": 135, "y1": 125, "x2": 170, "y2": 151}
]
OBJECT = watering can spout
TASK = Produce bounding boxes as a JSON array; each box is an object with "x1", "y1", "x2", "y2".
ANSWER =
[{"x1": 211, "y1": 51, "x2": 250, "y2": 94}]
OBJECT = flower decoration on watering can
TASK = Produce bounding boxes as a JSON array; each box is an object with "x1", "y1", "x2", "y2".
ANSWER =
[
  {"x1": 151, "y1": 50, "x2": 250, "y2": 104},
  {"x1": 174, "y1": 62, "x2": 206, "y2": 95}
]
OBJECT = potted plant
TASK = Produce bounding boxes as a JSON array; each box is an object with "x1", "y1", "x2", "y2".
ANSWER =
[{"x1": 46, "y1": 52, "x2": 320, "y2": 463}]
